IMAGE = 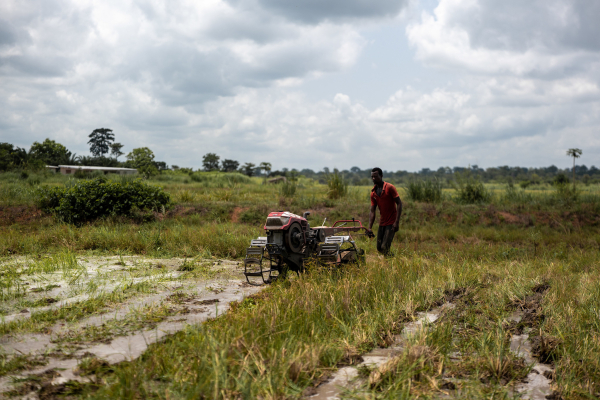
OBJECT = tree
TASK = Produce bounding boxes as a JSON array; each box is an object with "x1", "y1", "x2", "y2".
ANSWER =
[
  {"x1": 259, "y1": 162, "x2": 272, "y2": 175},
  {"x1": 88, "y1": 128, "x2": 114, "y2": 157},
  {"x1": 154, "y1": 161, "x2": 168, "y2": 171},
  {"x1": 0, "y1": 143, "x2": 28, "y2": 171},
  {"x1": 242, "y1": 162, "x2": 255, "y2": 176},
  {"x1": 126, "y1": 147, "x2": 158, "y2": 177},
  {"x1": 221, "y1": 159, "x2": 239, "y2": 172},
  {"x1": 566, "y1": 148, "x2": 582, "y2": 187},
  {"x1": 202, "y1": 153, "x2": 220, "y2": 171},
  {"x1": 110, "y1": 143, "x2": 124, "y2": 160},
  {"x1": 29, "y1": 139, "x2": 74, "y2": 166}
]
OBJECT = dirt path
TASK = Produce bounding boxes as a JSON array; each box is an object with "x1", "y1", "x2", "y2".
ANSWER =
[
  {"x1": 0, "y1": 255, "x2": 262, "y2": 398},
  {"x1": 306, "y1": 300, "x2": 555, "y2": 400},
  {"x1": 308, "y1": 303, "x2": 454, "y2": 399}
]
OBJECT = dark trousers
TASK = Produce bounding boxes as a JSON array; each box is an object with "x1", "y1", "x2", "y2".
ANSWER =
[{"x1": 377, "y1": 225, "x2": 396, "y2": 255}]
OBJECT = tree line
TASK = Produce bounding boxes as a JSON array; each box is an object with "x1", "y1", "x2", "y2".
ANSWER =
[
  {"x1": 1, "y1": 131, "x2": 597, "y2": 185},
  {"x1": 0, "y1": 129, "x2": 169, "y2": 177}
]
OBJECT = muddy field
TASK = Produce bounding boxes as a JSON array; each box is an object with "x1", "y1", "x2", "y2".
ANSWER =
[
  {"x1": 1, "y1": 175, "x2": 599, "y2": 398},
  {"x1": 0, "y1": 255, "x2": 261, "y2": 398}
]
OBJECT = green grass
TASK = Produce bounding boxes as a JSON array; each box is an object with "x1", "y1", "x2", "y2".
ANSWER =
[
  {"x1": 1, "y1": 173, "x2": 600, "y2": 398},
  {"x1": 78, "y1": 244, "x2": 600, "y2": 399}
]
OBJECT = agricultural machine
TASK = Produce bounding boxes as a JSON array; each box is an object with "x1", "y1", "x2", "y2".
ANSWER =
[{"x1": 243, "y1": 211, "x2": 373, "y2": 285}]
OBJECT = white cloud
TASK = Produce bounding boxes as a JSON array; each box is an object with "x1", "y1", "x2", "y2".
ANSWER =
[
  {"x1": 406, "y1": 0, "x2": 600, "y2": 78},
  {"x1": 1, "y1": 0, "x2": 599, "y2": 171}
]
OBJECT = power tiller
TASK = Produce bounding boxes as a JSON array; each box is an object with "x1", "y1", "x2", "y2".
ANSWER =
[{"x1": 243, "y1": 211, "x2": 373, "y2": 285}]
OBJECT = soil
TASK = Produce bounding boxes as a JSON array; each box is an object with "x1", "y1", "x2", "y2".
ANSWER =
[
  {"x1": 0, "y1": 256, "x2": 263, "y2": 399},
  {"x1": 230, "y1": 206, "x2": 248, "y2": 223},
  {"x1": 0, "y1": 206, "x2": 45, "y2": 226},
  {"x1": 307, "y1": 303, "x2": 454, "y2": 399}
]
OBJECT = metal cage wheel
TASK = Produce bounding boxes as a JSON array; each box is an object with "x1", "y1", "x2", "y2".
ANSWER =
[{"x1": 285, "y1": 222, "x2": 304, "y2": 253}]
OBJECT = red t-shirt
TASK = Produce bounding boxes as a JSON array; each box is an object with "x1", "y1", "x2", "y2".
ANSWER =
[{"x1": 370, "y1": 182, "x2": 400, "y2": 226}]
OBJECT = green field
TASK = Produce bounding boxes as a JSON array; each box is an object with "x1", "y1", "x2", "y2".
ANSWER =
[{"x1": 1, "y1": 171, "x2": 599, "y2": 399}]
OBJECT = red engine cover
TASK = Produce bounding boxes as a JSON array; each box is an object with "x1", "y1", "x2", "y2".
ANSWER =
[{"x1": 264, "y1": 211, "x2": 306, "y2": 230}]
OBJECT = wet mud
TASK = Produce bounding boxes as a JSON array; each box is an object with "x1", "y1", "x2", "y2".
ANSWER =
[
  {"x1": 307, "y1": 283, "x2": 559, "y2": 400},
  {"x1": 308, "y1": 303, "x2": 454, "y2": 400},
  {"x1": 506, "y1": 284, "x2": 558, "y2": 400},
  {"x1": 0, "y1": 256, "x2": 262, "y2": 398}
]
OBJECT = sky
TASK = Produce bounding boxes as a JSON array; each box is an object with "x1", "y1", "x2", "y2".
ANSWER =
[{"x1": 1, "y1": 0, "x2": 599, "y2": 172}]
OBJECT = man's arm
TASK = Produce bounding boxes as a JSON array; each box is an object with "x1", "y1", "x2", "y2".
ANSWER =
[
  {"x1": 367, "y1": 204, "x2": 377, "y2": 233},
  {"x1": 392, "y1": 197, "x2": 402, "y2": 232}
]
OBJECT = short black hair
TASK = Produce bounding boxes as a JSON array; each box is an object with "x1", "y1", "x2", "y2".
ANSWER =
[{"x1": 371, "y1": 167, "x2": 383, "y2": 177}]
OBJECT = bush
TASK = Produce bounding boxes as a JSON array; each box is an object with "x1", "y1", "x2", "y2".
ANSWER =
[
  {"x1": 190, "y1": 172, "x2": 250, "y2": 187},
  {"x1": 519, "y1": 180, "x2": 531, "y2": 189},
  {"x1": 553, "y1": 173, "x2": 570, "y2": 186},
  {"x1": 279, "y1": 181, "x2": 297, "y2": 197},
  {"x1": 405, "y1": 179, "x2": 443, "y2": 203},
  {"x1": 326, "y1": 171, "x2": 348, "y2": 199},
  {"x1": 36, "y1": 177, "x2": 170, "y2": 224},
  {"x1": 453, "y1": 172, "x2": 491, "y2": 204},
  {"x1": 503, "y1": 182, "x2": 533, "y2": 204},
  {"x1": 554, "y1": 183, "x2": 579, "y2": 203}
]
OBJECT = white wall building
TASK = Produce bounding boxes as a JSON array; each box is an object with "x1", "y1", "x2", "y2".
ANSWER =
[{"x1": 55, "y1": 165, "x2": 138, "y2": 175}]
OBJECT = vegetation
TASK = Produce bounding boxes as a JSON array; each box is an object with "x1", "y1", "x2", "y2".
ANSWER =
[
  {"x1": 1, "y1": 169, "x2": 600, "y2": 399},
  {"x1": 35, "y1": 177, "x2": 170, "y2": 224},
  {"x1": 453, "y1": 171, "x2": 492, "y2": 204},
  {"x1": 567, "y1": 148, "x2": 583, "y2": 187},
  {"x1": 327, "y1": 170, "x2": 348, "y2": 199},
  {"x1": 125, "y1": 147, "x2": 159, "y2": 177},
  {"x1": 88, "y1": 128, "x2": 115, "y2": 158},
  {"x1": 404, "y1": 179, "x2": 443, "y2": 203}
]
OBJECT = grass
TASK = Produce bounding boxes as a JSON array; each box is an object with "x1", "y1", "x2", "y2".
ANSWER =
[
  {"x1": 1, "y1": 172, "x2": 600, "y2": 398},
  {"x1": 79, "y1": 244, "x2": 600, "y2": 399}
]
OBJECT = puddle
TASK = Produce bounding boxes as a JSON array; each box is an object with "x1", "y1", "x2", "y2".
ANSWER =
[
  {"x1": 510, "y1": 333, "x2": 554, "y2": 400},
  {"x1": 308, "y1": 303, "x2": 454, "y2": 400},
  {"x1": 0, "y1": 257, "x2": 239, "y2": 325},
  {"x1": 0, "y1": 279, "x2": 261, "y2": 395},
  {"x1": 0, "y1": 256, "x2": 260, "y2": 397},
  {"x1": 508, "y1": 311, "x2": 554, "y2": 400}
]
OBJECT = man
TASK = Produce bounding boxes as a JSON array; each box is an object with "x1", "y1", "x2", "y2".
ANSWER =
[{"x1": 367, "y1": 167, "x2": 402, "y2": 255}]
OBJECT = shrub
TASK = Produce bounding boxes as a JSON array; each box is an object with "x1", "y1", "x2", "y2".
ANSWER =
[
  {"x1": 36, "y1": 177, "x2": 170, "y2": 224},
  {"x1": 279, "y1": 181, "x2": 297, "y2": 197},
  {"x1": 453, "y1": 172, "x2": 491, "y2": 204},
  {"x1": 405, "y1": 179, "x2": 443, "y2": 203},
  {"x1": 553, "y1": 173, "x2": 570, "y2": 186},
  {"x1": 554, "y1": 183, "x2": 579, "y2": 203},
  {"x1": 519, "y1": 180, "x2": 531, "y2": 189},
  {"x1": 190, "y1": 172, "x2": 250, "y2": 187},
  {"x1": 503, "y1": 182, "x2": 533, "y2": 204},
  {"x1": 326, "y1": 171, "x2": 348, "y2": 199}
]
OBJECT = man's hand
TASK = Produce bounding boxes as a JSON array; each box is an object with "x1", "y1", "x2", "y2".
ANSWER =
[
  {"x1": 392, "y1": 222, "x2": 399, "y2": 232},
  {"x1": 365, "y1": 228, "x2": 375, "y2": 238}
]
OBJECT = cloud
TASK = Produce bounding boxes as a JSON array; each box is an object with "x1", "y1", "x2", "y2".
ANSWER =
[
  {"x1": 224, "y1": 0, "x2": 408, "y2": 24},
  {"x1": 0, "y1": 0, "x2": 372, "y2": 122},
  {"x1": 406, "y1": 0, "x2": 600, "y2": 78},
  {"x1": 1, "y1": 0, "x2": 599, "y2": 171}
]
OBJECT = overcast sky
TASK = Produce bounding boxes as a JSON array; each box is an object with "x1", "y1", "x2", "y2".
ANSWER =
[{"x1": 1, "y1": 0, "x2": 599, "y2": 171}]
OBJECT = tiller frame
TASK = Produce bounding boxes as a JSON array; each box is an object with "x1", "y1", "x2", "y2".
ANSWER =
[{"x1": 243, "y1": 211, "x2": 373, "y2": 285}]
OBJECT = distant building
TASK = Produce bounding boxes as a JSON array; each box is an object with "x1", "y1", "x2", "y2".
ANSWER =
[{"x1": 55, "y1": 165, "x2": 138, "y2": 175}]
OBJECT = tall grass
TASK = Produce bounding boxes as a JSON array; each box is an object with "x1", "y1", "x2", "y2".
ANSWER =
[
  {"x1": 85, "y1": 243, "x2": 600, "y2": 399},
  {"x1": 404, "y1": 179, "x2": 444, "y2": 203},
  {"x1": 327, "y1": 171, "x2": 348, "y2": 199},
  {"x1": 279, "y1": 181, "x2": 297, "y2": 197},
  {"x1": 453, "y1": 171, "x2": 492, "y2": 204},
  {"x1": 190, "y1": 172, "x2": 250, "y2": 188}
]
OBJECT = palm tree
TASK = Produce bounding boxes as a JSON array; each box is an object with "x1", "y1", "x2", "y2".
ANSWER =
[
  {"x1": 259, "y1": 162, "x2": 271, "y2": 183},
  {"x1": 566, "y1": 148, "x2": 582, "y2": 188}
]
